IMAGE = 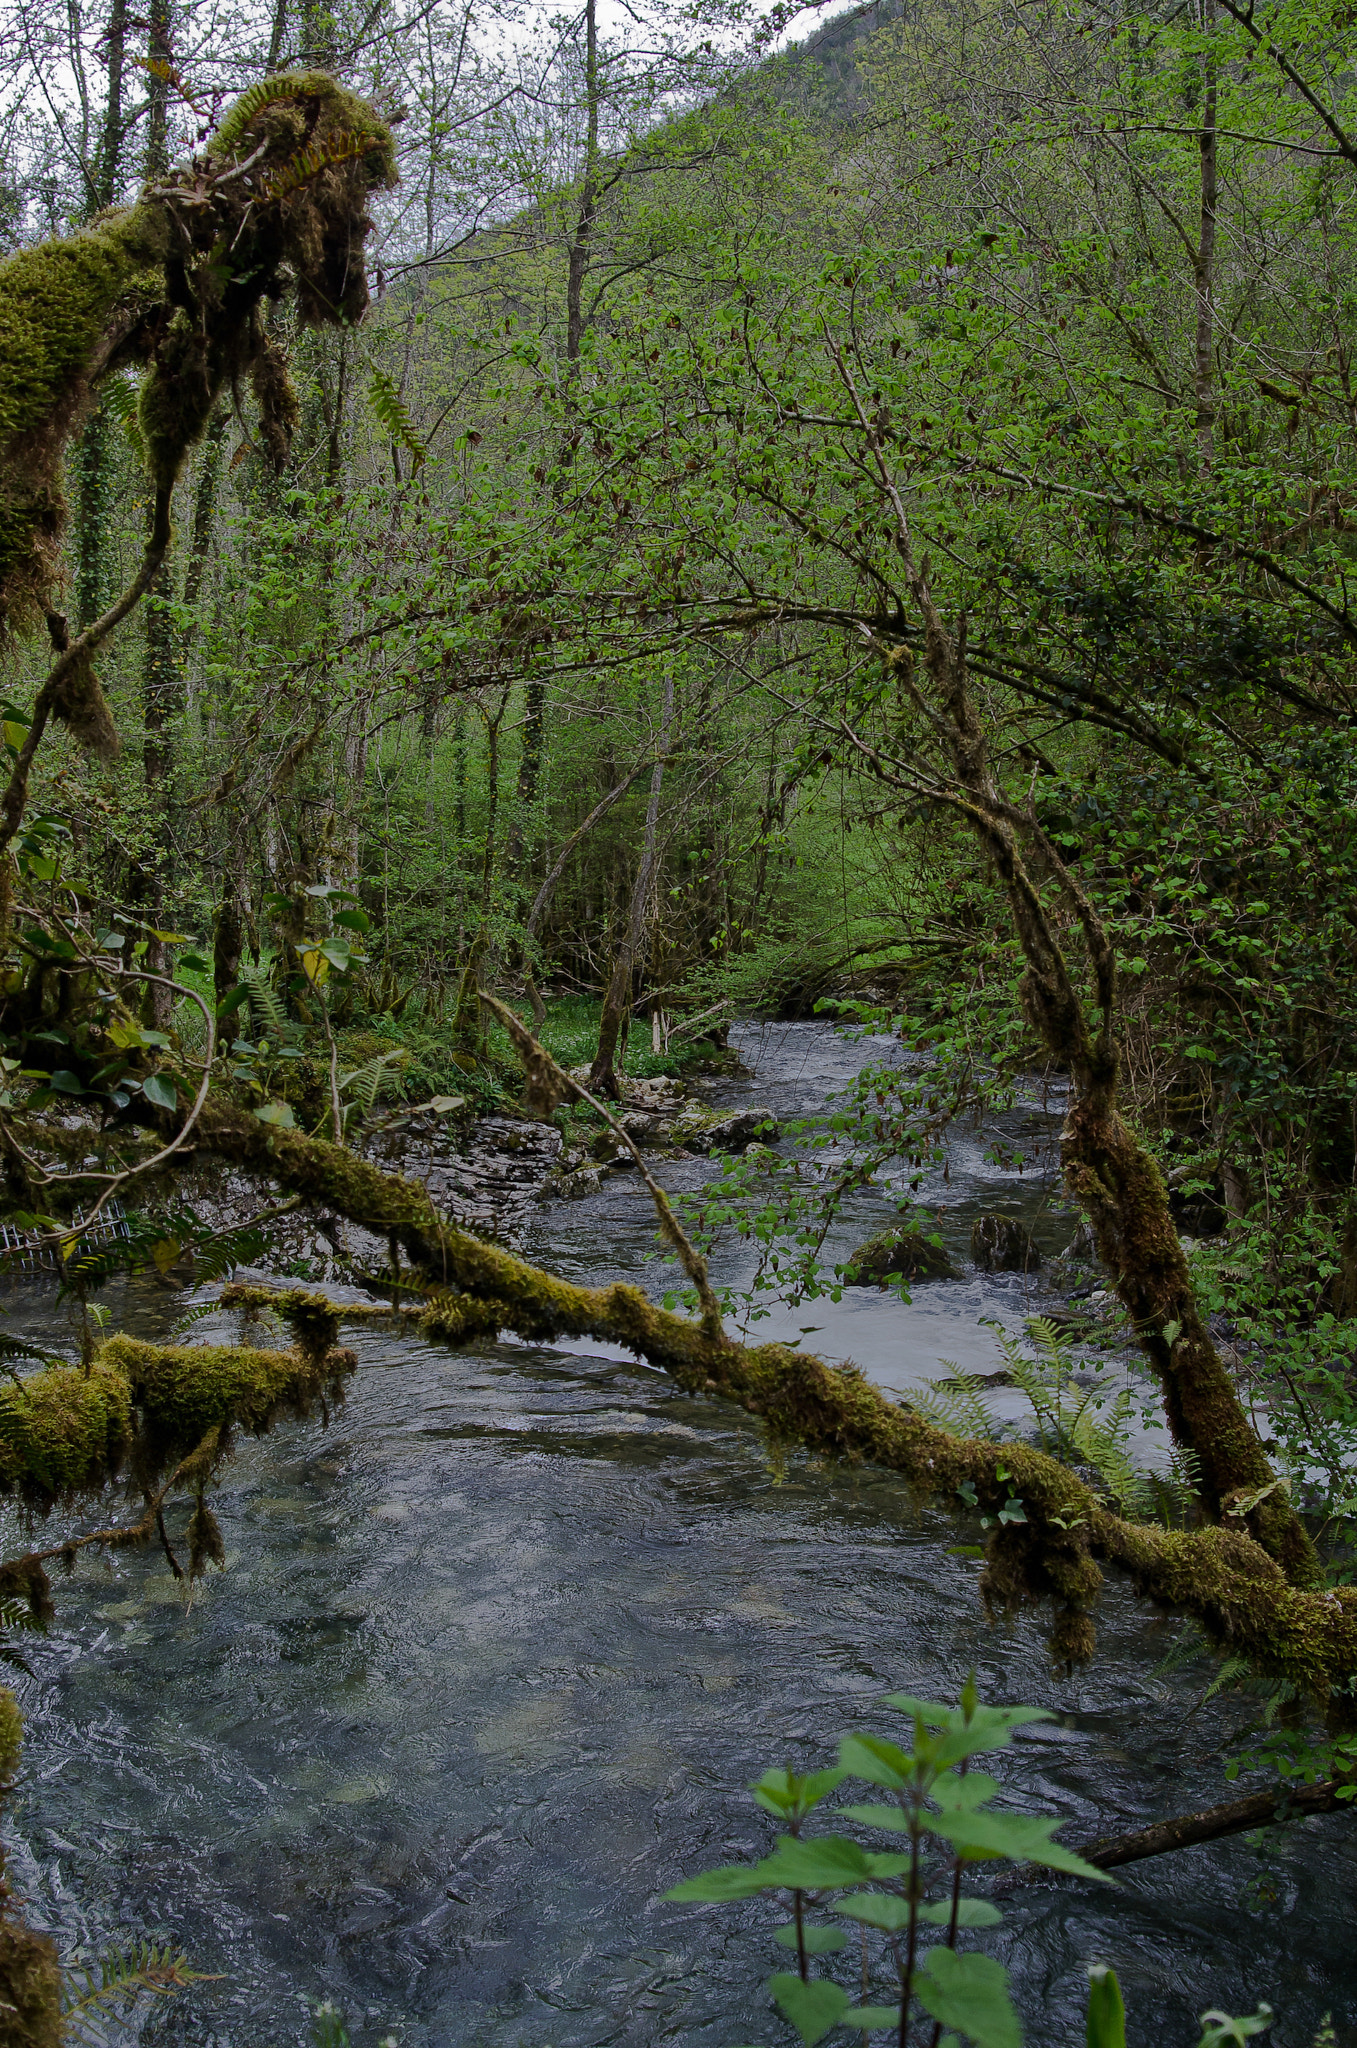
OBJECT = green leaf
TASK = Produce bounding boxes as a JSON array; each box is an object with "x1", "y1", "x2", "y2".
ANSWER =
[
  {"x1": 773, "y1": 1923, "x2": 847, "y2": 1953},
  {"x1": 142, "y1": 1074, "x2": 179, "y2": 1111},
  {"x1": 838, "y1": 1802, "x2": 910, "y2": 1833},
  {"x1": 48, "y1": 1070, "x2": 84, "y2": 1095},
  {"x1": 932, "y1": 1772, "x2": 1001, "y2": 1812},
  {"x1": 177, "y1": 951, "x2": 210, "y2": 972},
  {"x1": 1086, "y1": 1965, "x2": 1125, "y2": 2048},
  {"x1": 757, "y1": 1835, "x2": 878, "y2": 1889},
  {"x1": 922, "y1": 1808, "x2": 1112, "y2": 1881},
  {"x1": 920, "y1": 1899, "x2": 1003, "y2": 1928},
  {"x1": 834, "y1": 1891, "x2": 911, "y2": 1932},
  {"x1": 913, "y1": 1947, "x2": 1023, "y2": 2048},
  {"x1": 839, "y1": 1733, "x2": 915, "y2": 1790},
  {"x1": 255, "y1": 1100, "x2": 297, "y2": 1129},
  {"x1": 665, "y1": 1864, "x2": 766, "y2": 1902},
  {"x1": 752, "y1": 1765, "x2": 847, "y2": 1819},
  {"x1": 769, "y1": 1974, "x2": 851, "y2": 2046},
  {"x1": 332, "y1": 907, "x2": 370, "y2": 932}
]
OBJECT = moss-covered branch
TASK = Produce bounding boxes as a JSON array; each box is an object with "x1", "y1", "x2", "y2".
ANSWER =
[
  {"x1": 186, "y1": 1097, "x2": 1357, "y2": 1702},
  {"x1": 0, "y1": 1327, "x2": 354, "y2": 1508}
]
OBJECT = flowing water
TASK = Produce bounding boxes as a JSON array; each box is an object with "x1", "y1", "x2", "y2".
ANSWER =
[{"x1": 2, "y1": 1022, "x2": 1353, "y2": 2047}]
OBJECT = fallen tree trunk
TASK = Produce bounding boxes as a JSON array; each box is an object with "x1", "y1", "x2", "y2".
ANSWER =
[
  {"x1": 1087, "y1": 1777, "x2": 1353, "y2": 1869},
  {"x1": 187, "y1": 1100, "x2": 1357, "y2": 1704}
]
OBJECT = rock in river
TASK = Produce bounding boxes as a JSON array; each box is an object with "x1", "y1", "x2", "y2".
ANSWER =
[
  {"x1": 970, "y1": 1213, "x2": 1042, "y2": 1273},
  {"x1": 845, "y1": 1225, "x2": 960, "y2": 1285}
]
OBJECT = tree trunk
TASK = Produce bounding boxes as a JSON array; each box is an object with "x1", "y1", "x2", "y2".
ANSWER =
[
  {"x1": 139, "y1": 0, "x2": 176, "y2": 1031},
  {"x1": 590, "y1": 670, "x2": 674, "y2": 1096},
  {"x1": 1193, "y1": 0, "x2": 1218, "y2": 473},
  {"x1": 565, "y1": 0, "x2": 600, "y2": 368},
  {"x1": 73, "y1": 0, "x2": 131, "y2": 630},
  {"x1": 895, "y1": 599, "x2": 1314, "y2": 1584}
]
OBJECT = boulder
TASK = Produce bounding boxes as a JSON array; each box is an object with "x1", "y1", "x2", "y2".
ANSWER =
[
  {"x1": 971, "y1": 1214, "x2": 1042, "y2": 1273},
  {"x1": 845, "y1": 1226, "x2": 960, "y2": 1286},
  {"x1": 671, "y1": 1107, "x2": 779, "y2": 1155}
]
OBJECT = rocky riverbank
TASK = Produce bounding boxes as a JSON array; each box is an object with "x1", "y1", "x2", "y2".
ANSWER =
[{"x1": 169, "y1": 1071, "x2": 781, "y2": 1288}]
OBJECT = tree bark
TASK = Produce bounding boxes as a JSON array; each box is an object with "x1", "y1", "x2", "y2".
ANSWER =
[
  {"x1": 565, "y1": 0, "x2": 600, "y2": 368},
  {"x1": 1194, "y1": 0, "x2": 1218, "y2": 473},
  {"x1": 1087, "y1": 1777, "x2": 1352, "y2": 1870},
  {"x1": 73, "y1": 0, "x2": 132, "y2": 631},
  {"x1": 589, "y1": 669, "x2": 674, "y2": 1096}
]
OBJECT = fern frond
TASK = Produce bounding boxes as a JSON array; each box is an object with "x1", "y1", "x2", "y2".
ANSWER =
[
  {"x1": 264, "y1": 132, "x2": 384, "y2": 201},
  {"x1": 170, "y1": 1298, "x2": 227, "y2": 1337},
  {"x1": 210, "y1": 72, "x2": 323, "y2": 153},
  {"x1": 238, "y1": 964, "x2": 290, "y2": 1040},
  {"x1": 339, "y1": 1046, "x2": 409, "y2": 1121},
  {"x1": 189, "y1": 1222, "x2": 268, "y2": 1285},
  {"x1": 0, "y1": 1332, "x2": 66, "y2": 1373},
  {"x1": 61, "y1": 1938, "x2": 217, "y2": 2038},
  {"x1": 914, "y1": 1367, "x2": 1001, "y2": 1441},
  {"x1": 368, "y1": 370, "x2": 427, "y2": 471}
]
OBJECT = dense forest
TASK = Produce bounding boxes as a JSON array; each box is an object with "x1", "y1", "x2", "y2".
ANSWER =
[{"x1": 0, "y1": 0, "x2": 1355, "y2": 2035}]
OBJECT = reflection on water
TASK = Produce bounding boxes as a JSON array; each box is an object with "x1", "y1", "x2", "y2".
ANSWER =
[{"x1": 2, "y1": 1022, "x2": 1353, "y2": 2045}]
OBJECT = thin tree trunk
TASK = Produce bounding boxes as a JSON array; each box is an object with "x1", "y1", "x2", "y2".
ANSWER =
[
  {"x1": 590, "y1": 669, "x2": 674, "y2": 1097},
  {"x1": 73, "y1": 0, "x2": 131, "y2": 630},
  {"x1": 565, "y1": 0, "x2": 600, "y2": 368},
  {"x1": 1194, "y1": 0, "x2": 1218, "y2": 473},
  {"x1": 825, "y1": 342, "x2": 1313, "y2": 1580},
  {"x1": 139, "y1": 0, "x2": 176, "y2": 1030}
]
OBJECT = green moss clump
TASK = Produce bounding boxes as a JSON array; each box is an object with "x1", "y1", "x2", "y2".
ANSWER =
[
  {"x1": 0, "y1": 212, "x2": 160, "y2": 632},
  {"x1": 0, "y1": 1916, "x2": 61, "y2": 2048},
  {"x1": 0, "y1": 1689, "x2": 21, "y2": 1796},
  {"x1": 844, "y1": 1226, "x2": 960, "y2": 1285},
  {"x1": 101, "y1": 1332, "x2": 354, "y2": 1465},
  {"x1": 0, "y1": 1360, "x2": 131, "y2": 1505},
  {"x1": 0, "y1": 70, "x2": 395, "y2": 643}
]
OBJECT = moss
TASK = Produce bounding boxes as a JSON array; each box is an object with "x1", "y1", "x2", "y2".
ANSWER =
[
  {"x1": 0, "y1": 1360, "x2": 131, "y2": 1505},
  {"x1": 844, "y1": 1226, "x2": 959, "y2": 1285},
  {"x1": 193, "y1": 1098, "x2": 1357, "y2": 1701},
  {"x1": 0, "y1": 1689, "x2": 21, "y2": 1796},
  {"x1": 0, "y1": 1917, "x2": 61, "y2": 2048},
  {"x1": 0, "y1": 211, "x2": 159, "y2": 631},
  {"x1": 0, "y1": 71, "x2": 395, "y2": 641},
  {"x1": 101, "y1": 1332, "x2": 354, "y2": 1467}
]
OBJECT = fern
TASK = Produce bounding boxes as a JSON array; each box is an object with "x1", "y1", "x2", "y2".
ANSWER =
[
  {"x1": 340, "y1": 1046, "x2": 409, "y2": 1120},
  {"x1": 102, "y1": 374, "x2": 145, "y2": 457},
  {"x1": 264, "y1": 132, "x2": 384, "y2": 201},
  {"x1": 210, "y1": 71, "x2": 322, "y2": 152},
  {"x1": 914, "y1": 1365, "x2": 1003, "y2": 1440},
  {"x1": 238, "y1": 962, "x2": 291, "y2": 1040},
  {"x1": 0, "y1": 1332, "x2": 65, "y2": 1375},
  {"x1": 0, "y1": 1591, "x2": 45, "y2": 1676},
  {"x1": 368, "y1": 369, "x2": 427, "y2": 471},
  {"x1": 61, "y1": 1938, "x2": 216, "y2": 2040},
  {"x1": 189, "y1": 1221, "x2": 269, "y2": 1284}
]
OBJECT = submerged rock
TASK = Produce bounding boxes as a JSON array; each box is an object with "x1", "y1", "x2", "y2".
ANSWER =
[
  {"x1": 971, "y1": 1213, "x2": 1042, "y2": 1273},
  {"x1": 669, "y1": 1106, "x2": 779, "y2": 1154},
  {"x1": 845, "y1": 1226, "x2": 960, "y2": 1286}
]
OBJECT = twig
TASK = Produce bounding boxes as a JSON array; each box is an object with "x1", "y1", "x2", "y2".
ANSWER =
[{"x1": 477, "y1": 989, "x2": 725, "y2": 1338}]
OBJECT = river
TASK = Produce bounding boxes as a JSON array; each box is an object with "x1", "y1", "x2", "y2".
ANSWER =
[{"x1": 1, "y1": 1021, "x2": 1352, "y2": 2046}]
